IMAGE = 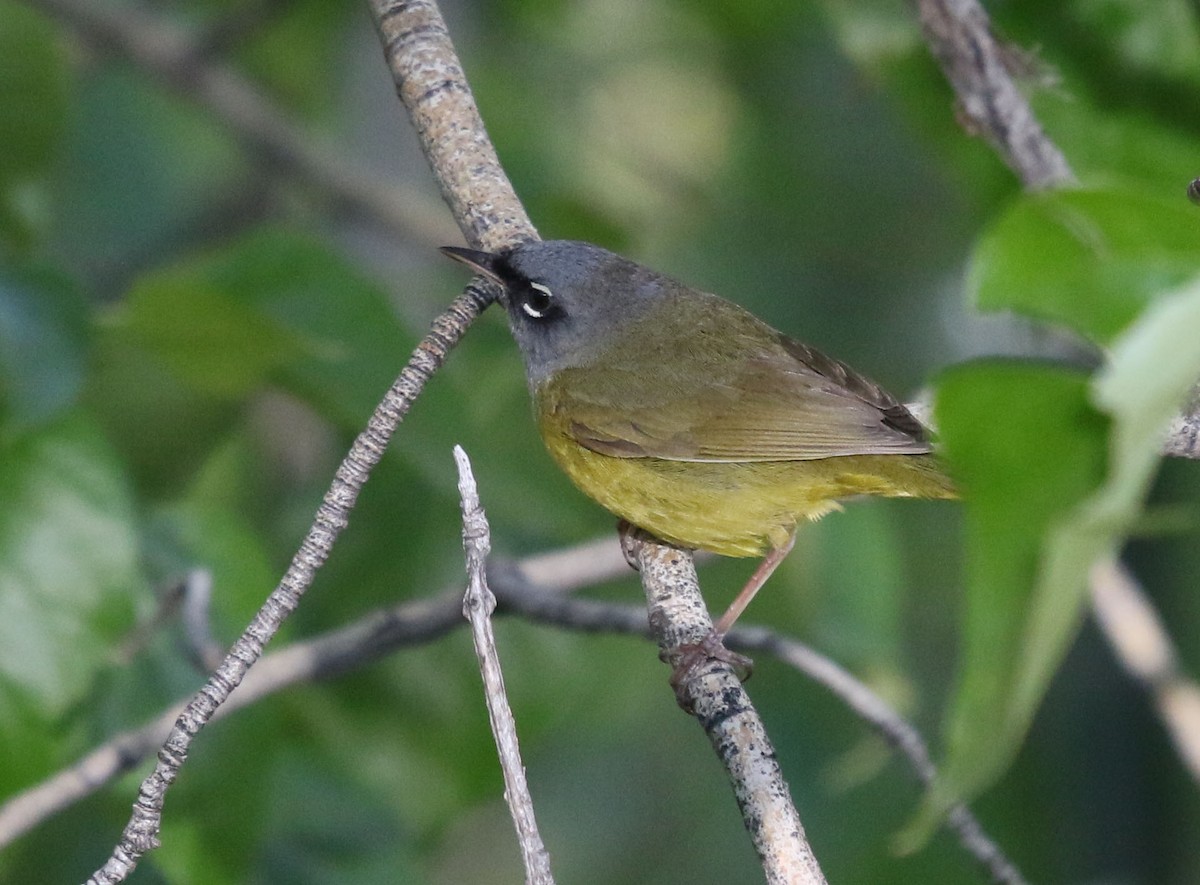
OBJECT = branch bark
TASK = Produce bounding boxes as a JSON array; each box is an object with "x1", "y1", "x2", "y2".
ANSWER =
[
  {"x1": 623, "y1": 530, "x2": 828, "y2": 885},
  {"x1": 456, "y1": 447, "x2": 555, "y2": 884},
  {"x1": 46, "y1": 0, "x2": 1055, "y2": 880},
  {"x1": 83, "y1": 0, "x2": 526, "y2": 877},
  {"x1": 914, "y1": 0, "x2": 1200, "y2": 461},
  {"x1": 1090, "y1": 557, "x2": 1200, "y2": 785},
  {"x1": 370, "y1": 0, "x2": 534, "y2": 250},
  {"x1": 85, "y1": 290, "x2": 490, "y2": 884},
  {"x1": 0, "y1": 540, "x2": 625, "y2": 851},
  {"x1": 913, "y1": 0, "x2": 1074, "y2": 189},
  {"x1": 3, "y1": 538, "x2": 1024, "y2": 882},
  {"x1": 370, "y1": 1, "x2": 832, "y2": 878}
]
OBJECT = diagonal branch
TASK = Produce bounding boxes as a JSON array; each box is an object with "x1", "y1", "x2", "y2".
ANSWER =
[
  {"x1": 622, "y1": 530, "x2": 829, "y2": 885},
  {"x1": 370, "y1": 0, "x2": 534, "y2": 250},
  {"x1": 82, "y1": 1, "x2": 531, "y2": 877},
  {"x1": 914, "y1": 0, "x2": 1200, "y2": 461},
  {"x1": 913, "y1": 0, "x2": 1074, "y2": 189},
  {"x1": 0, "y1": 540, "x2": 627, "y2": 851},
  {"x1": 371, "y1": 0, "x2": 829, "y2": 877},
  {"x1": 84, "y1": 289, "x2": 491, "y2": 885},
  {"x1": 1090, "y1": 558, "x2": 1200, "y2": 785}
]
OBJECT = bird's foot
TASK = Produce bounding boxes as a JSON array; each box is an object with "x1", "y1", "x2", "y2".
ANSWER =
[
  {"x1": 616, "y1": 519, "x2": 644, "y2": 571},
  {"x1": 668, "y1": 631, "x2": 754, "y2": 710}
]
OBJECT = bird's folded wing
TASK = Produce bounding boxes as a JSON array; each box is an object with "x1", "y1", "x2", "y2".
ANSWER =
[{"x1": 543, "y1": 339, "x2": 932, "y2": 462}]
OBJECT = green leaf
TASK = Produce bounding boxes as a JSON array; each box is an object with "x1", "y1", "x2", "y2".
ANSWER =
[
  {"x1": 1019, "y1": 277, "x2": 1200, "y2": 726},
  {"x1": 117, "y1": 227, "x2": 409, "y2": 424},
  {"x1": 0, "y1": 414, "x2": 142, "y2": 723},
  {"x1": 0, "y1": 1, "x2": 69, "y2": 246},
  {"x1": 237, "y1": 0, "x2": 358, "y2": 118},
  {"x1": 1066, "y1": 0, "x2": 1200, "y2": 85},
  {"x1": 968, "y1": 187, "x2": 1200, "y2": 343},
  {"x1": 1034, "y1": 95, "x2": 1200, "y2": 196},
  {"x1": 913, "y1": 275, "x2": 1200, "y2": 843},
  {"x1": 121, "y1": 274, "x2": 311, "y2": 399},
  {"x1": 52, "y1": 67, "x2": 246, "y2": 272},
  {"x1": 901, "y1": 363, "x2": 1107, "y2": 845},
  {"x1": 0, "y1": 263, "x2": 89, "y2": 434}
]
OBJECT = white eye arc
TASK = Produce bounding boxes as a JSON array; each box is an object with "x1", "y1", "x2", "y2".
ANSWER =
[{"x1": 521, "y1": 281, "x2": 554, "y2": 319}]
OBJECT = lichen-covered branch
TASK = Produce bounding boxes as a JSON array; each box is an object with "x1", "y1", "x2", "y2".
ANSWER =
[{"x1": 623, "y1": 530, "x2": 828, "y2": 885}]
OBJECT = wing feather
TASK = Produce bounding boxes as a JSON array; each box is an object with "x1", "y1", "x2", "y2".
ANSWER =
[{"x1": 541, "y1": 306, "x2": 931, "y2": 463}]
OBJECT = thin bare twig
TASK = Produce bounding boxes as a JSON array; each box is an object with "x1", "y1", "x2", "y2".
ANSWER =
[
  {"x1": 913, "y1": 0, "x2": 1074, "y2": 189},
  {"x1": 455, "y1": 446, "x2": 554, "y2": 885},
  {"x1": 499, "y1": 589, "x2": 1026, "y2": 884},
  {"x1": 0, "y1": 540, "x2": 626, "y2": 850},
  {"x1": 371, "y1": 2, "x2": 834, "y2": 877},
  {"x1": 84, "y1": 290, "x2": 490, "y2": 884},
  {"x1": 731, "y1": 625, "x2": 1028, "y2": 885},
  {"x1": 1090, "y1": 558, "x2": 1200, "y2": 785},
  {"x1": 81, "y1": 0, "x2": 535, "y2": 875},
  {"x1": 178, "y1": 570, "x2": 226, "y2": 673},
  {"x1": 25, "y1": 0, "x2": 454, "y2": 246},
  {"x1": 30, "y1": 0, "x2": 1045, "y2": 880}
]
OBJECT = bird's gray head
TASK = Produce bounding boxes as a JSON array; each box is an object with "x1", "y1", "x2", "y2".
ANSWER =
[{"x1": 441, "y1": 240, "x2": 674, "y2": 386}]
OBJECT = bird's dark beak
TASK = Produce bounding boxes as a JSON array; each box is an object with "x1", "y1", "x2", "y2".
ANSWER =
[{"x1": 439, "y1": 246, "x2": 504, "y2": 287}]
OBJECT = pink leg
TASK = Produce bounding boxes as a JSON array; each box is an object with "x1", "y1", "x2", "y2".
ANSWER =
[
  {"x1": 713, "y1": 531, "x2": 797, "y2": 637},
  {"x1": 670, "y1": 533, "x2": 797, "y2": 700}
]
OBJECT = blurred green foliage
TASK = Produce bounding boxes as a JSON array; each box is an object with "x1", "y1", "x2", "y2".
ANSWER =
[{"x1": 1, "y1": 0, "x2": 1199, "y2": 883}]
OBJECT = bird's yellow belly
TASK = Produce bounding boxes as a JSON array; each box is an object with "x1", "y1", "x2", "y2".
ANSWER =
[{"x1": 540, "y1": 428, "x2": 953, "y2": 557}]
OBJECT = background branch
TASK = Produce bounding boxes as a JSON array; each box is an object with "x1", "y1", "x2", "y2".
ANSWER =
[
  {"x1": 27, "y1": 0, "x2": 454, "y2": 246},
  {"x1": 915, "y1": 0, "x2": 1200, "y2": 461},
  {"x1": 914, "y1": 0, "x2": 1074, "y2": 189},
  {"x1": 370, "y1": 1, "x2": 839, "y2": 878},
  {"x1": 85, "y1": 289, "x2": 491, "y2": 884},
  {"x1": 2, "y1": 0, "x2": 1180, "y2": 877},
  {"x1": 83, "y1": 0, "x2": 529, "y2": 874},
  {"x1": 0, "y1": 543, "x2": 1024, "y2": 883},
  {"x1": 0, "y1": 539, "x2": 626, "y2": 850},
  {"x1": 1090, "y1": 558, "x2": 1200, "y2": 784}
]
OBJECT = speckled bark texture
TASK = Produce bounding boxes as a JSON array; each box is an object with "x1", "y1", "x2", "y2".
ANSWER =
[
  {"x1": 372, "y1": 0, "x2": 535, "y2": 250},
  {"x1": 631, "y1": 535, "x2": 828, "y2": 885}
]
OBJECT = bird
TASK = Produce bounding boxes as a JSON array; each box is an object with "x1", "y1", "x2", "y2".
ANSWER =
[{"x1": 443, "y1": 239, "x2": 954, "y2": 665}]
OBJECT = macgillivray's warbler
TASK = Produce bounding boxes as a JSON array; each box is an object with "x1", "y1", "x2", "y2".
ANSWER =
[{"x1": 443, "y1": 240, "x2": 955, "y2": 660}]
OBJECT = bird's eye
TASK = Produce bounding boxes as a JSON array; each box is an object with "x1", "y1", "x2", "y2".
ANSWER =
[{"x1": 521, "y1": 281, "x2": 554, "y2": 319}]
